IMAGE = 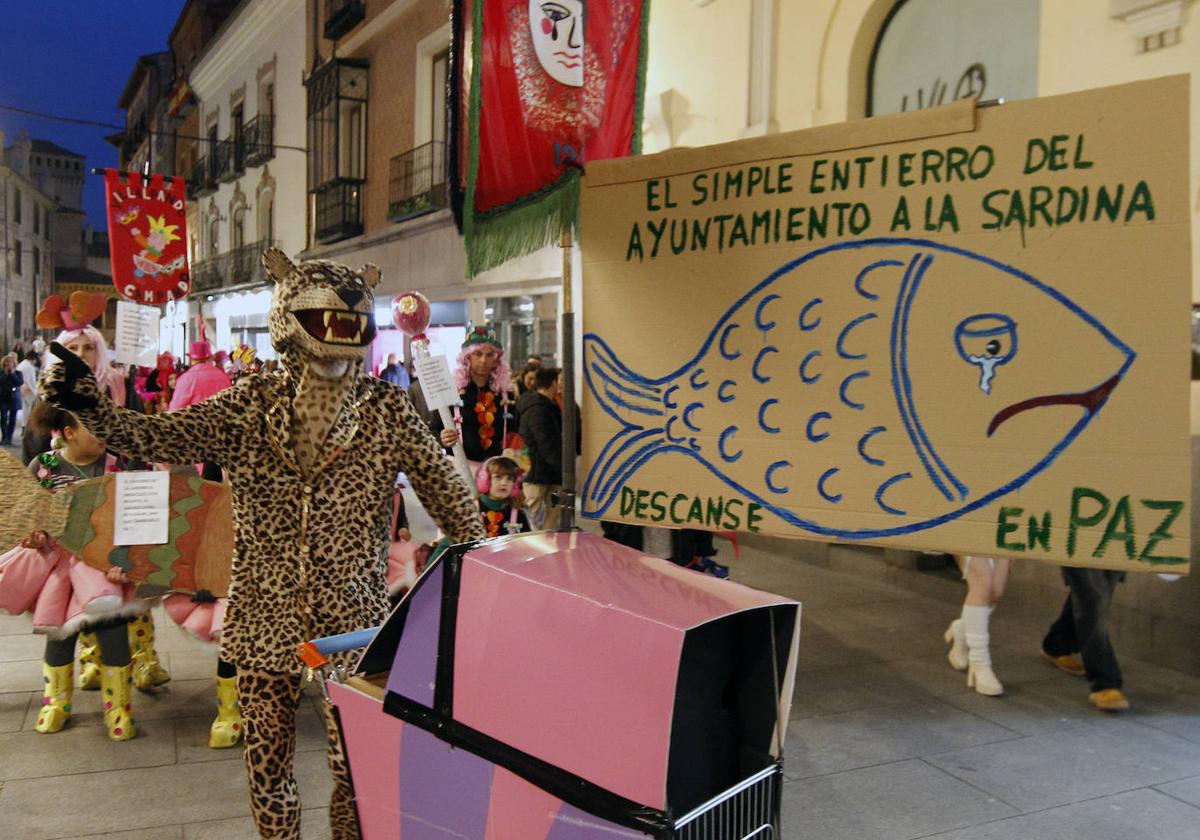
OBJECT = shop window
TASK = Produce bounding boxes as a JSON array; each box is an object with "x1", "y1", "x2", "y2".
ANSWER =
[
  {"x1": 868, "y1": 0, "x2": 1039, "y2": 117},
  {"x1": 482, "y1": 294, "x2": 559, "y2": 366}
]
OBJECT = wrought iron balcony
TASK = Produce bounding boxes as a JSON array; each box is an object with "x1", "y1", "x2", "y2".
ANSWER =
[
  {"x1": 191, "y1": 240, "x2": 279, "y2": 294},
  {"x1": 243, "y1": 115, "x2": 274, "y2": 167},
  {"x1": 324, "y1": 0, "x2": 365, "y2": 39},
  {"x1": 313, "y1": 178, "x2": 364, "y2": 244},
  {"x1": 388, "y1": 141, "x2": 447, "y2": 222},
  {"x1": 191, "y1": 156, "x2": 216, "y2": 198},
  {"x1": 212, "y1": 138, "x2": 245, "y2": 183}
]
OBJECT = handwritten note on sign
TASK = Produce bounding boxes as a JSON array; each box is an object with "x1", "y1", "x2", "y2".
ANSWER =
[
  {"x1": 579, "y1": 76, "x2": 1191, "y2": 573},
  {"x1": 114, "y1": 472, "x2": 170, "y2": 546}
]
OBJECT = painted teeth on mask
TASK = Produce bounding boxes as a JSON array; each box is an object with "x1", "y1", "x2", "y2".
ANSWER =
[{"x1": 323, "y1": 311, "x2": 332, "y2": 327}]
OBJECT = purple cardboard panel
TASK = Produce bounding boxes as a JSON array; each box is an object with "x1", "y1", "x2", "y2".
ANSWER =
[
  {"x1": 399, "y1": 720, "x2": 495, "y2": 839},
  {"x1": 385, "y1": 561, "x2": 444, "y2": 707}
]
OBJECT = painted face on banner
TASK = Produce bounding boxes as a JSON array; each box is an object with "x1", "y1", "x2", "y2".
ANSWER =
[{"x1": 529, "y1": 0, "x2": 584, "y2": 87}]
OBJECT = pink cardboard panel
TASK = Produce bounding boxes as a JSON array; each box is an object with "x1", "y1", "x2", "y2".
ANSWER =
[
  {"x1": 465, "y1": 532, "x2": 794, "y2": 631},
  {"x1": 329, "y1": 681, "x2": 404, "y2": 840},
  {"x1": 484, "y1": 765, "x2": 562, "y2": 840},
  {"x1": 453, "y1": 551, "x2": 681, "y2": 810}
]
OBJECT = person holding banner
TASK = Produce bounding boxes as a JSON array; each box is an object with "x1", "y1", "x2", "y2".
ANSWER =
[
  {"x1": 944, "y1": 555, "x2": 1009, "y2": 696},
  {"x1": 0, "y1": 403, "x2": 149, "y2": 741},
  {"x1": 1042, "y1": 569, "x2": 1129, "y2": 711},
  {"x1": 32, "y1": 298, "x2": 174, "y2": 694}
]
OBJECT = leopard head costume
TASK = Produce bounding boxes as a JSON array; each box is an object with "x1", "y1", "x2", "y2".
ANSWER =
[{"x1": 261, "y1": 248, "x2": 380, "y2": 370}]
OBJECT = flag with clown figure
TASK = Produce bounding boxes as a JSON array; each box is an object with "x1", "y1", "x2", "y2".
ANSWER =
[{"x1": 461, "y1": 0, "x2": 649, "y2": 276}]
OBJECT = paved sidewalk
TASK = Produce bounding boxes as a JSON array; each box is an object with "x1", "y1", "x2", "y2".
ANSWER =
[{"x1": 0, "y1": 534, "x2": 1198, "y2": 838}]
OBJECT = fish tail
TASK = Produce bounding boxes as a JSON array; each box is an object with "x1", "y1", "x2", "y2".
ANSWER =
[{"x1": 582, "y1": 335, "x2": 669, "y2": 517}]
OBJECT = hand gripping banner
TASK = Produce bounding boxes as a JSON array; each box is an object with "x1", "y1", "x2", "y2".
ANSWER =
[
  {"x1": 463, "y1": 0, "x2": 649, "y2": 276},
  {"x1": 104, "y1": 169, "x2": 191, "y2": 303}
]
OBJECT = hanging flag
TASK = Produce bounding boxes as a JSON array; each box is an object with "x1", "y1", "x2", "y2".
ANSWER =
[
  {"x1": 104, "y1": 169, "x2": 191, "y2": 304},
  {"x1": 462, "y1": 0, "x2": 649, "y2": 276}
]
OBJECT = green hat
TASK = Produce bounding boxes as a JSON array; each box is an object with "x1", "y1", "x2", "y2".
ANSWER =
[{"x1": 462, "y1": 324, "x2": 501, "y2": 349}]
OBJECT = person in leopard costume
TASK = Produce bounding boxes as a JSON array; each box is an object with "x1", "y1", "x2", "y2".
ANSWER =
[{"x1": 40, "y1": 248, "x2": 484, "y2": 839}]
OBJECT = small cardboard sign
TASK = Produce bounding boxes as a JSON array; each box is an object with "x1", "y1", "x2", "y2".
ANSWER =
[
  {"x1": 578, "y1": 76, "x2": 1191, "y2": 572},
  {"x1": 113, "y1": 300, "x2": 160, "y2": 368},
  {"x1": 114, "y1": 472, "x2": 170, "y2": 546},
  {"x1": 414, "y1": 354, "x2": 459, "y2": 410}
]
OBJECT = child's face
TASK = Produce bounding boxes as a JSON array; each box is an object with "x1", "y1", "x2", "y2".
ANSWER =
[
  {"x1": 64, "y1": 424, "x2": 105, "y2": 460},
  {"x1": 488, "y1": 471, "x2": 514, "y2": 501}
]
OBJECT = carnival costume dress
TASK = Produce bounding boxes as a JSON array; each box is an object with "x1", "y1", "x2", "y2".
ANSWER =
[{"x1": 40, "y1": 249, "x2": 483, "y2": 840}]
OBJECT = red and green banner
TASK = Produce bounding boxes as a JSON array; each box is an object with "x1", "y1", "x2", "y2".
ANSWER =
[
  {"x1": 104, "y1": 169, "x2": 191, "y2": 304},
  {"x1": 463, "y1": 0, "x2": 649, "y2": 276}
]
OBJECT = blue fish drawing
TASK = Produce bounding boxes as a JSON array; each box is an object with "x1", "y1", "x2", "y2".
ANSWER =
[{"x1": 582, "y1": 237, "x2": 1135, "y2": 539}]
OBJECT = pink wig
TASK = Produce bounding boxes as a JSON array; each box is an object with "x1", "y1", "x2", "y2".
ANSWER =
[
  {"x1": 453, "y1": 342, "x2": 513, "y2": 395},
  {"x1": 49, "y1": 325, "x2": 127, "y2": 406}
]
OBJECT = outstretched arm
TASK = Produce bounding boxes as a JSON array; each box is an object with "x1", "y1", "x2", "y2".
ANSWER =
[
  {"x1": 39, "y1": 343, "x2": 241, "y2": 466},
  {"x1": 390, "y1": 390, "x2": 484, "y2": 544}
]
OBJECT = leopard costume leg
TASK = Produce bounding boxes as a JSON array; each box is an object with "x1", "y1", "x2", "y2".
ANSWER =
[
  {"x1": 239, "y1": 670, "x2": 303, "y2": 839},
  {"x1": 320, "y1": 699, "x2": 360, "y2": 839}
]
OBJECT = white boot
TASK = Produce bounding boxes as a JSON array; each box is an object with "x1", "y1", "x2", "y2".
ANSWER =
[
  {"x1": 963, "y1": 605, "x2": 1003, "y2": 696},
  {"x1": 944, "y1": 618, "x2": 968, "y2": 671}
]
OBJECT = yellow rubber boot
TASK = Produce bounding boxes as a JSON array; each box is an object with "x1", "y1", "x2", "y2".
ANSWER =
[
  {"x1": 77, "y1": 632, "x2": 101, "y2": 690},
  {"x1": 128, "y1": 613, "x2": 171, "y2": 690},
  {"x1": 208, "y1": 675, "x2": 243, "y2": 749},
  {"x1": 33, "y1": 663, "x2": 74, "y2": 734},
  {"x1": 100, "y1": 663, "x2": 136, "y2": 741}
]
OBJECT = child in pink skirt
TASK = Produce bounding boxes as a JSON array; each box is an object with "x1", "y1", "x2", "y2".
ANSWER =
[{"x1": 0, "y1": 404, "x2": 150, "y2": 740}]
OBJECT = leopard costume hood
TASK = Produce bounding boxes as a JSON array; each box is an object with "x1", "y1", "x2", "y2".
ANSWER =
[{"x1": 261, "y1": 248, "x2": 380, "y2": 377}]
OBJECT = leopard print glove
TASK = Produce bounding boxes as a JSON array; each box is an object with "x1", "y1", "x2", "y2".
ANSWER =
[{"x1": 40, "y1": 342, "x2": 102, "y2": 411}]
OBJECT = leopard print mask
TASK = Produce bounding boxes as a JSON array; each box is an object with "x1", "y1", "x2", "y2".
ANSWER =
[{"x1": 261, "y1": 248, "x2": 381, "y2": 365}]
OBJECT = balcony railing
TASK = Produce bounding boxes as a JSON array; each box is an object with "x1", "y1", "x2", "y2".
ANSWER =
[
  {"x1": 212, "y1": 138, "x2": 244, "y2": 183},
  {"x1": 313, "y1": 178, "x2": 364, "y2": 244},
  {"x1": 243, "y1": 115, "x2": 275, "y2": 167},
  {"x1": 191, "y1": 240, "x2": 279, "y2": 294},
  {"x1": 324, "y1": 0, "x2": 365, "y2": 39},
  {"x1": 388, "y1": 141, "x2": 447, "y2": 222},
  {"x1": 191, "y1": 156, "x2": 216, "y2": 198}
]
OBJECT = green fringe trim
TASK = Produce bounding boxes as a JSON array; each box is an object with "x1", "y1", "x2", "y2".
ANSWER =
[{"x1": 464, "y1": 0, "x2": 651, "y2": 277}]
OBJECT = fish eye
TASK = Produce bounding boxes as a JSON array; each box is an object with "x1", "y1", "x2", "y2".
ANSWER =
[{"x1": 955, "y1": 314, "x2": 1018, "y2": 395}]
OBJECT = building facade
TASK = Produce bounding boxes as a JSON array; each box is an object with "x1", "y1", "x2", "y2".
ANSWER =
[
  {"x1": 0, "y1": 133, "x2": 57, "y2": 350},
  {"x1": 302, "y1": 0, "x2": 564, "y2": 372},
  {"x1": 185, "y1": 0, "x2": 307, "y2": 358}
]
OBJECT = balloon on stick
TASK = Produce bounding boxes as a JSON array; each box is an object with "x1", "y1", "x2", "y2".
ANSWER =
[{"x1": 391, "y1": 291, "x2": 475, "y2": 494}]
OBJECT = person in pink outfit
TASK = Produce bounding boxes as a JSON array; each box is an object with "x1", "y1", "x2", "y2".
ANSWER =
[
  {"x1": 169, "y1": 340, "x2": 232, "y2": 413},
  {"x1": 0, "y1": 404, "x2": 148, "y2": 740}
]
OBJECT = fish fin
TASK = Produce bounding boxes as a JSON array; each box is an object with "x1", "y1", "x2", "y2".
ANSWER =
[
  {"x1": 0, "y1": 451, "x2": 71, "y2": 551},
  {"x1": 582, "y1": 335, "x2": 670, "y2": 517}
]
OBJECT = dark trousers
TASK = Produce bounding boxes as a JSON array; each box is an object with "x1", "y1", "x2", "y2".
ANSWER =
[
  {"x1": 0, "y1": 402, "x2": 18, "y2": 443},
  {"x1": 1042, "y1": 567, "x2": 1124, "y2": 692},
  {"x1": 670, "y1": 529, "x2": 716, "y2": 566},
  {"x1": 44, "y1": 617, "x2": 131, "y2": 667}
]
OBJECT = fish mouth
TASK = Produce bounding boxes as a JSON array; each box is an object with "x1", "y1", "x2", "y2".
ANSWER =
[
  {"x1": 987, "y1": 374, "x2": 1121, "y2": 437},
  {"x1": 293, "y1": 309, "x2": 377, "y2": 347}
]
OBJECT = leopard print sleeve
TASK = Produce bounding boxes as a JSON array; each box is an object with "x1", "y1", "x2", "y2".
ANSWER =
[
  {"x1": 388, "y1": 388, "x2": 485, "y2": 544},
  {"x1": 73, "y1": 379, "x2": 250, "y2": 466}
]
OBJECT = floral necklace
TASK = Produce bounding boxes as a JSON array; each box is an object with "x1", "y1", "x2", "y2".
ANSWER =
[{"x1": 474, "y1": 390, "x2": 498, "y2": 452}]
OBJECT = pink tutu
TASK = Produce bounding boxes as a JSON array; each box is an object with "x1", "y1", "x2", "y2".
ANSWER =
[
  {"x1": 163, "y1": 593, "x2": 225, "y2": 644},
  {"x1": 0, "y1": 544, "x2": 155, "y2": 639}
]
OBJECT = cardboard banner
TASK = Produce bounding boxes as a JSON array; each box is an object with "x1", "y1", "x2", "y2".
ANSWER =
[
  {"x1": 462, "y1": 0, "x2": 648, "y2": 275},
  {"x1": 105, "y1": 169, "x2": 190, "y2": 303},
  {"x1": 579, "y1": 76, "x2": 1191, "y2": 573}
]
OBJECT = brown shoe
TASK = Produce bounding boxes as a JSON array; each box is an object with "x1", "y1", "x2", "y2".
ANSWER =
[
  {"x1": 1042, "y1": 650, "x2": 1086, "y2": 676},
  {"x1": 1089, "y1": 688, "x2": 1130, "y2": 712}
]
